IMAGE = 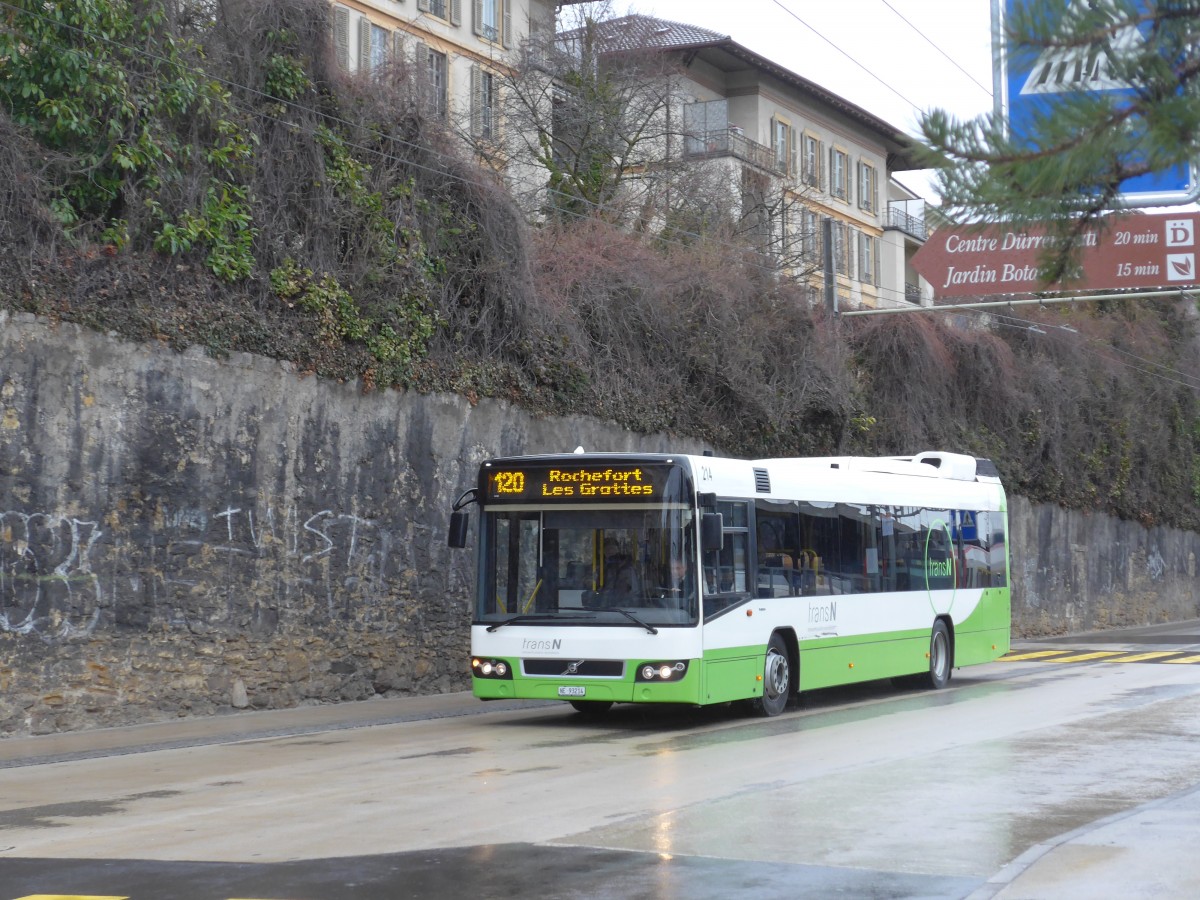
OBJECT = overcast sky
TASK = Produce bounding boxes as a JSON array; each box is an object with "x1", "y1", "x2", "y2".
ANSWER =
[{"x1": 619, "y1": 0, "x2": 999, "y2": 200}]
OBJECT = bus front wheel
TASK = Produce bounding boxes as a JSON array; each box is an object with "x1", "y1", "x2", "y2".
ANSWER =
[
  {"x1": 751, "y1": 633, "x2": 791, "y2": 717},
  {"x1": 923, "y1": 620, "x2": 952, "y2": 689}
]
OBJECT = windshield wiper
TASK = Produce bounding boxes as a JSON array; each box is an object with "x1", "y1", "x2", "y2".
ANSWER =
[
  {"x1": 486, "y1": 613, "x2": 590, "y2": 632},
  {"x1": 579, "y1": 605, "x2": 658, "y2": 635}
]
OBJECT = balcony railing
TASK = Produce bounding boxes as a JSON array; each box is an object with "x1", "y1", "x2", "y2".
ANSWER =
[
  {"x1": 684, "y1": 128, "x2": 784, "y2": 176},
  {"x1": 885, "y1": 203, "x2": 927, "y2": 241}
]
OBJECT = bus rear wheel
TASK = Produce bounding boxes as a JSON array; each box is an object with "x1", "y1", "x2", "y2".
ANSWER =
[
  {"x1": 569, "y1": 700, "x2": 613, "y2": 715},
  {"x1": 751, "y1": 633, "x2": 791, "y2": 717},
  {"x1": 922, "y1": 620, "x2": 952, "y2": 689}
]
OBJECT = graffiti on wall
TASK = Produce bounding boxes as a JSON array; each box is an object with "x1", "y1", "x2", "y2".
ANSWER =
[
  {"x1": 0, "y1": 512, "x2": 103, "y2": 637},
  {"x1": 0, "y1": 502, "x2": 426, "y2": 639}
]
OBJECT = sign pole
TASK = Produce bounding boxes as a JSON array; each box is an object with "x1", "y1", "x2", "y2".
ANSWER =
[{"x1": 823, "y1": 217, "x2": 837, "y2": 315}]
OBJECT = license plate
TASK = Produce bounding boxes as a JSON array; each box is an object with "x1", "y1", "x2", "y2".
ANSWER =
[{"x1": 558, "y1": 686, "x2": 585, "y2": 697}]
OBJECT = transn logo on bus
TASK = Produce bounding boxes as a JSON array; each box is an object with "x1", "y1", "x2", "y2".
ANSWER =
[
  {"x1": 927, "y1": 559, "x2": 953, "y2": 578},
  {"x1": 522, "y1": 638, "x2": 562, "y2": 651},
  {"x1": 808, "y1": 601, "x2": 837, "y2": 625}
]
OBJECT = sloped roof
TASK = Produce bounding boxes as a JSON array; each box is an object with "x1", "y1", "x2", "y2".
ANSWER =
[
  {"x1": 570, "y1": 14, "x2": 918, "y2": 167},
  {"x1": 593, "y1": 15, "x2": 729, "y2": 51}
]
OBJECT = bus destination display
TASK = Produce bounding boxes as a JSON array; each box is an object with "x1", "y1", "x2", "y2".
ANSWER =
[{"x1": 485, "y1": 464, "x2": 672, "y2": 502}]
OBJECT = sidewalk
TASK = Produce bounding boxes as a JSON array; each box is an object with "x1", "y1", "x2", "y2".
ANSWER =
[
  {"x1": 0, "y1": 691, "x2": 544, "y2": 768},
  {"x1": 972, "y1": 782, "x2": 1200, "y2": 899}
]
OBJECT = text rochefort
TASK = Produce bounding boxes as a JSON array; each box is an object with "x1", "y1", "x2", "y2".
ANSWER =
[
  {"x1": 487, "y1": 464, "x2": 665, "y2": 502},
  {"x1": 541, "y1": 467, "x2": 653, "y2": 498}
]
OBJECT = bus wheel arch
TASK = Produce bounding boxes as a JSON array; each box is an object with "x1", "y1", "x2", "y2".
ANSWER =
[
  {"x1": 751, "y1": 629, "x2": 797, "y2": 717},
  {"x1": 924, "y1": 617, "x2": 954, "y2": 689}
]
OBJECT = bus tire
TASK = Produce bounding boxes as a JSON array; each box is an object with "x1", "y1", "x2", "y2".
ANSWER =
[
  {"x1": 922, "y1": 620, "x2": 952, "y2": 689},
  {"x1": 751, "y1": 633, "x2": 791, "y2": 717},
  {"x1": 569, "y1": 700, "x2": 613, "y2": 715}
]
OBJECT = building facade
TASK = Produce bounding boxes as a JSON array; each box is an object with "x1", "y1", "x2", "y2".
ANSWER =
[
  {"x1": 621, "y1": 16, "x2": 930, "y2": 309},
  {"x1": 329, "y1": 0, "x2": 567, "y2": 137},
  {"x1": 326, "y1": 5, "x2": 932, "y2": 310}
]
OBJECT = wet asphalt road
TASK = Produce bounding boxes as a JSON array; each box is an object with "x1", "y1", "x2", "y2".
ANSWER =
[
  {"x1": 0, "y1": 845, "x2": 980, "y2": 900},
  {"x1": 3, "y1": 621, "x2": 1200, "y2": 900}
]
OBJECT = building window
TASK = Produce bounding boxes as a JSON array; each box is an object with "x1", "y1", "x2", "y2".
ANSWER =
[
  {"x1": 858, "y1": 161, "x2": 878, "y2": 213},
  {"x1": 333, "y1": 6, "x2": 390, "y2": 75},
  {"x1": 425, "y1": 47, "x2": 448, "y2": 120},
  {"x1": 472, "y1": 66, "x2": 497, "y2": 140},
  {"x1": 830, "y1": 148, "x2": 849, "y2": 201},
  {"x1": 770, "y1": 116, "x2": 798, "y2": 177},
  {"x1": 801, "y1": 209, "x2": 820, "y2": 265},
  {"x1": 832, "y1": 222, "x2": 848, "y2": 275},
  {"x1": 419, "y1": 0, "x2": 461, "y2": 24},
  {"x1": 482, "y1": 0, "x2": 498, "y2": 40},
  {"x1": 858, "y1": 232, "x2": 879, "y2": 284},
  {"x1": 802, "y1": 134, "x2": 822, "y2": 187},
  {"x1": 474, "y1": 0, "x2": 508, "y2": 45},
  {"x1": 365, "y1": 22, "x2": 388, "y2": 73}
]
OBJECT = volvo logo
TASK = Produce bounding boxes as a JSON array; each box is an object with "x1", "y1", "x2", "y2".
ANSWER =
[{"x1": 562, "y1": 660, "x2": 587, "y2": 676}]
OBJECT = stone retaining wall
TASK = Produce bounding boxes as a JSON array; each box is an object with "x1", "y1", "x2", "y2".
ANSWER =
[{"x1": 1, "y1": 312, "x2": 1196, "y2": 736}]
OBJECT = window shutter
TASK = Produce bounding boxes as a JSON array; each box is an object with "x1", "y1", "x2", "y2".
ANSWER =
[
  {"x1": 393, "y1": 30, "x2": 405, "y2": 59},
  {"x1": 817, "y1": 140, "x2": 824, "y2": 190},
  {"x1": 872, "y1": 168, "x2": 879, "y2": 216},
  {"x1": 334, "y1": 6, "x2": 350, "y2": 70},
  {"x1": 413, "y1": 38, "x2": 427, "y2": 101},
  {"x1": 358, "y1": 17, "x2": 371, "y2": 72},
  {"x1": 874, "y1": 236, "x2": 881, "y2": 286},
  {"x1": 452, "y1": 0, "x2": 462, "y2": 24},
  {"x1": 828, "y1": 147, "x2": 835, "y2": 197},
  {"x1": 789, "y1": 126, "x2": 797, "y2": 178},
  {"x1": 470, "y1": 64, "x2": 482, "y2": 135},
  {"x1": 493, "y1": 78, "x2": 502, "y2": 139},
  {"x1": 418, "y1": 0, "x2": 430, "y2": 10},
  {"x1": 845, "y1": 156, "x2": 853, "y2": 205},
  {"x1": 473, "y1": 0, "x2": 483, "y2": 36},
  {"x1": 503, "y1": 1, "x2": 511, "y2": 47}
]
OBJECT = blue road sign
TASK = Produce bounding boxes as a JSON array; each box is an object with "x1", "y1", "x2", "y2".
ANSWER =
[{"x1": 995, "y1": 0, "x2": 1200, "y2": 208}]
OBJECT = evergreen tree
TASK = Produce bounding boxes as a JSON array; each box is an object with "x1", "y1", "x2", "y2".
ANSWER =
[{"x1": 919, "y1": 1, "x2": 1200, "y2": 277}]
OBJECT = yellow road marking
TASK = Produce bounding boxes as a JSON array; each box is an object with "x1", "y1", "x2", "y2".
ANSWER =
[
  {"x1": 1164, "y1": 654, "x2": 1200, "y2": 664},
  {"x1": 1001, "y1": 650, "x2": 1074, "y2": 661},
  {"x1": 1110, "y1": 651, "x2": 1180, "y2": 663},
  {"x1": 1052, "y1": 651, "x2": 1125, "y2": 662}
]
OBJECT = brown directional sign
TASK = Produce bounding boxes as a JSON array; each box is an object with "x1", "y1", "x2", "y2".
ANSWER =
[{"x1": 912, "y1": 211, "x2": 1200, "y2": 299}]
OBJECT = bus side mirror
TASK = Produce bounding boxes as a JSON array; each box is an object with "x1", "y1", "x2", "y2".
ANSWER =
[
  {"x1": 448, "y1": 510, "x2": 470, "y2": 548},
  {"x1": 701, "y1": 512, "x2": 723, "y2": 552}
]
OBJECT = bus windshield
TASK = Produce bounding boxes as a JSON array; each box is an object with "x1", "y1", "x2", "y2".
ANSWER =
[{"x1": 479, "y1": 507, "x2": 699, "y2": 627}]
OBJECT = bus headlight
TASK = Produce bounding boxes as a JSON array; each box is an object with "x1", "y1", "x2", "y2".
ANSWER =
[
  {"x1": 635, "y1": 660, "x2": 688, "y2": 682},
  {"x1": 471, "y1": 658, "x2": 513, "y2": 680}
]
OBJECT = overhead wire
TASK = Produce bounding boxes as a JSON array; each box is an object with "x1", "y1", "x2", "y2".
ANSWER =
[
  {"x1": 961, "y1": 306, "x2": 1200, "y2": 393},
  {"x1": 766, "y1": 0, "x2": 923, "y2": 114},
  {"x1": 879, "y1": 0, "x2": 994, "y2": 101}
]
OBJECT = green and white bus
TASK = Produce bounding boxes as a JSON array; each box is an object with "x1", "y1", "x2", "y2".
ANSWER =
[{"x1": 448, "y1": 450, "x2": 1009, "y2": 716}]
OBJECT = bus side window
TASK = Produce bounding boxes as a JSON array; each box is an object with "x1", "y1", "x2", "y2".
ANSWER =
[{"x1": 703, "y1": 500, "x2": 751, "y2": 615}]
